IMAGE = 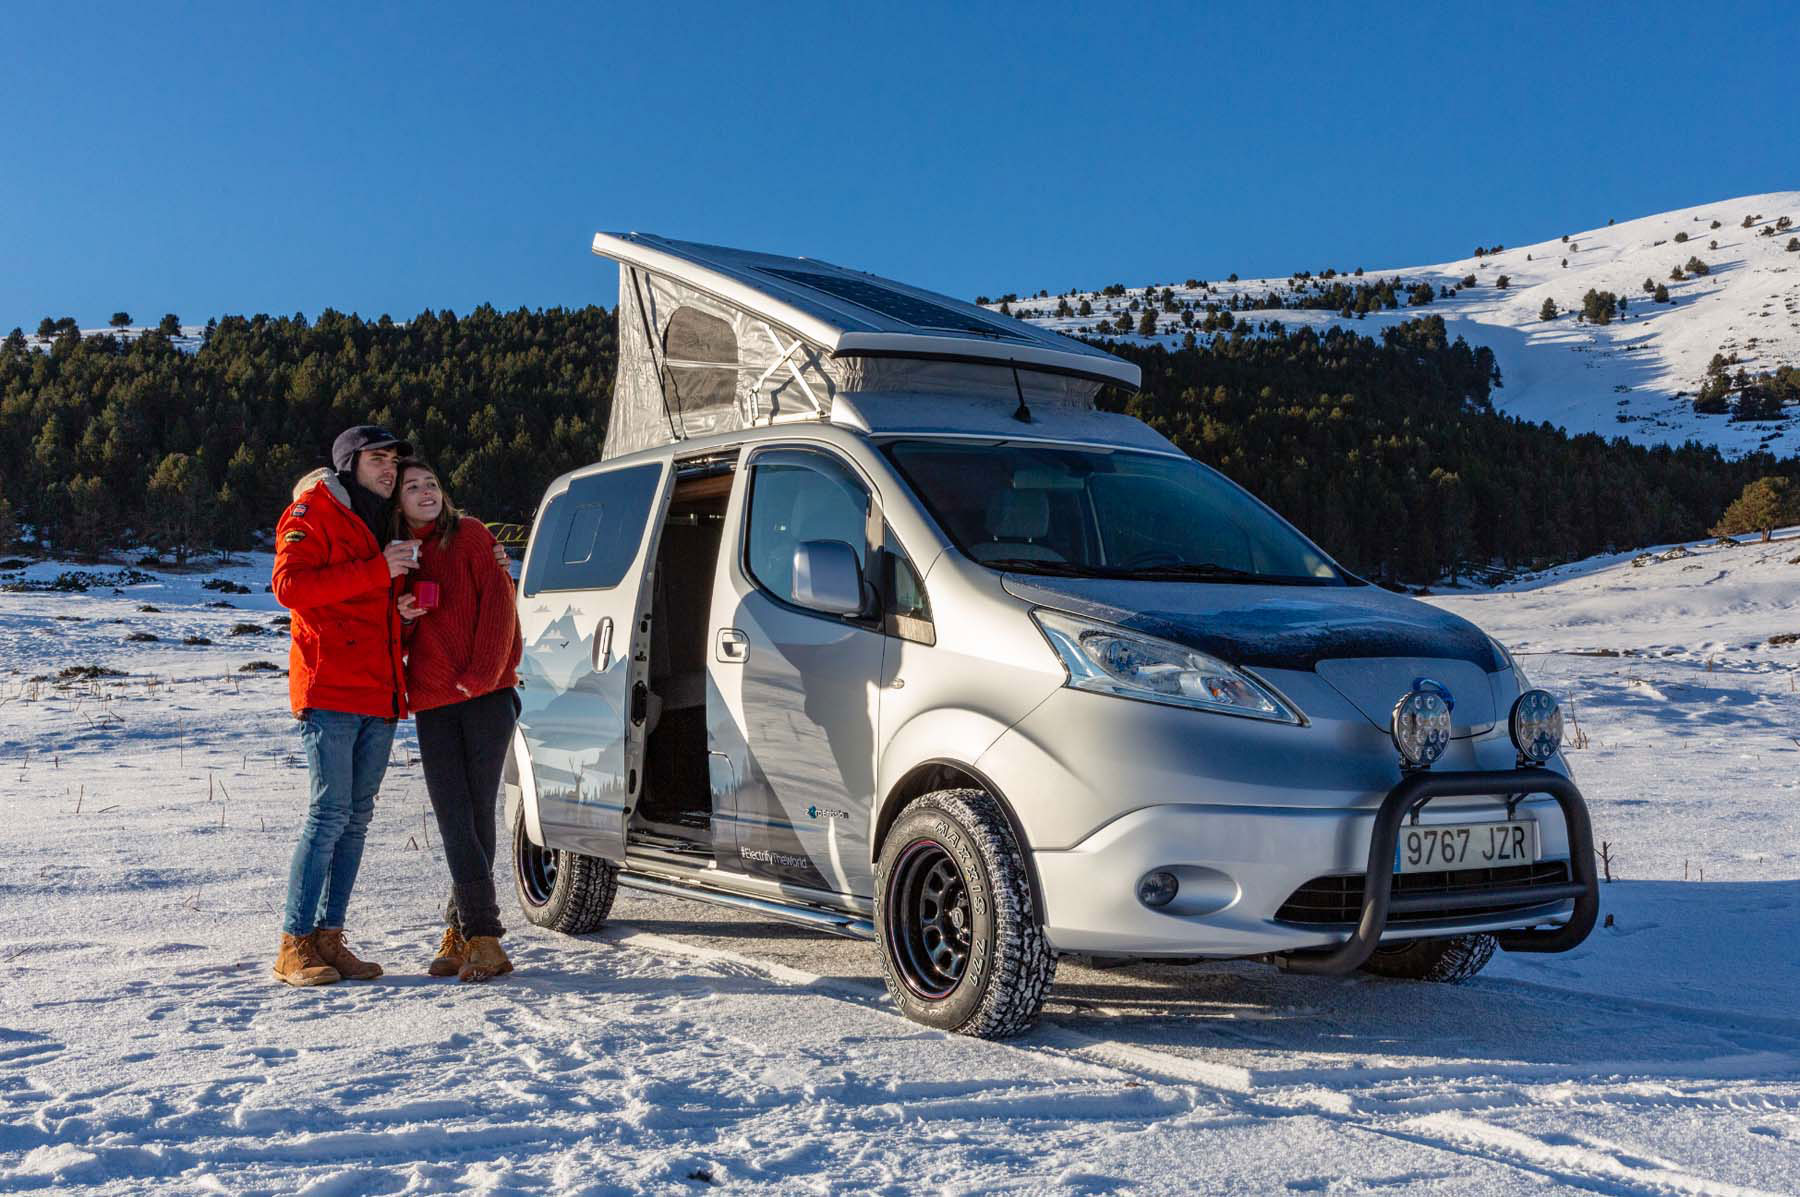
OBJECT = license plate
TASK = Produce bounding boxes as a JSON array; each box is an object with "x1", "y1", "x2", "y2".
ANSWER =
[{"x1": 1396, "y1": 821, "x2": 1538, "y2": 873}]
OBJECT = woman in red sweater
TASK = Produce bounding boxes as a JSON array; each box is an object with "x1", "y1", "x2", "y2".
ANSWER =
[{"x1": 392, "y1": 460, "x2": 524, "y2": 982}]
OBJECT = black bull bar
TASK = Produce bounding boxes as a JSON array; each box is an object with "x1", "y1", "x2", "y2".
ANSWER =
[{"x1": 1278, "y1": 766, "x2": 1599, "y2": 975}]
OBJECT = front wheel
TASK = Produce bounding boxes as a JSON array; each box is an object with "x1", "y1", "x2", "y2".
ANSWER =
[
  {"x1": 1359, "y1": 933, "x2": 1496, "y2": 982},
  {"x1": 875, "y1": 789, "x2": 1056, "y2": 1038},
  {"x1": 512, "y1": 806, "x2": 617, "y2": 934}
]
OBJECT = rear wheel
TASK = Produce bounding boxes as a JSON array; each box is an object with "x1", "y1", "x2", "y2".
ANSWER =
[
  {"x1": 876, "y1": 789, "x2": 1055, "y2": 1038},
  {"x1": 512, "y1": 806, "x2": 617, "y2": 934},
  {"x1": 1359, "y1": 933, "x2": 1496, "y2": 982}
]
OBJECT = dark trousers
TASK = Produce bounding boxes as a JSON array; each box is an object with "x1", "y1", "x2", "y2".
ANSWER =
[{"x1": 416, "y1": 687, "x2": 518, "y2": 939}]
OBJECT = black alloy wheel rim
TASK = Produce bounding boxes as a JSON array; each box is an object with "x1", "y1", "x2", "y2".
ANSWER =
[
  {"x1": 886, "y1": 838, "x2": 975, "y2": 1000},
  {"x1": 516, "y1": 835, "x2": 559, "y2": 907}
]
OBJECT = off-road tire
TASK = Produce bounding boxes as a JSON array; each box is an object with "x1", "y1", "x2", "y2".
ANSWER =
[
  {"x1": 1359, "y1": 933, "x2": 1496, "y2": 982},
  {"x1": 875, "y1": 789, "x2": 1056, "y2": 1038},
  {"x1": 511, "y1": 806, "x2": 617, "y2": 934}
]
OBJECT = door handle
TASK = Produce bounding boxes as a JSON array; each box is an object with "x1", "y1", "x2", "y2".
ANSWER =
[
  {"x1": 716, "y1": 628, "x2": 749, "y2": 663},
  {"x1": 593, "y1": 616, "x2": 614, "y2": 671}
]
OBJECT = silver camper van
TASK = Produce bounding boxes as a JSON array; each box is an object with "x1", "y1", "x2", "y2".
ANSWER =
[{"x1": 503, "y1": 234, "x2": 1597, "y2": 1038}]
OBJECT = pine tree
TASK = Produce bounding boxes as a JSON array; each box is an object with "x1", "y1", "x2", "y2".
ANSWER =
[
  {"x1": 1539, "y1": 298, "x2": 1558, "y2": 320},
  {"x1": 109, "y1": 312, "x2": 131, "y2": 328},
  {"x1": 59, "y1": 476, "x2": 116, "y2": 559},
  {"x1": 146, "y1": 452, "x2": 216, "y2": 563},
  {"x1": 0, "y1": 496, "x2": 16, "y2": 551},
  {"x1": 158, "y1": 313, "x2": 181, "y2": 335},
  {"x1": 1580, "y1": 290, "x2": 1618, "y2": 325},
  {"x1": 1654, "y1": 283, "x2": 1670, "y2": 303},
  {"x1": 1711, "y1": 477, "x2": 1797, "y2": 542}
]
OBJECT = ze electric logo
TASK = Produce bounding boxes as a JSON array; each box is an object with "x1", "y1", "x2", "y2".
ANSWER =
[{"x1": 807, "y1": 805, "x2": 850, "y2": 821}]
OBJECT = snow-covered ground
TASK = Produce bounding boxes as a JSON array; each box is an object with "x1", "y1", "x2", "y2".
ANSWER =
[
  {"x1": 999, "y1": 192, "x2": 1800, "y2": 457},
  {"x1": 2, "y1": 544, "x2": 1797, "y2": 1194},
  {"x1": 17, "y1": 325, "x2": 206, "y2": 353}
]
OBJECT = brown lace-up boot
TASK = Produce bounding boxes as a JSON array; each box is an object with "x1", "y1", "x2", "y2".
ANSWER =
[
  {"x1": 313, "y1": 928, "x2": 384, "y2": 980},
  {"x1": 273, "y1": 932, "x2": 341, "y2": 987},
  {"x1": 428, "y1": 925, "x2": 468, "y2": 977},
  {"x1": 458, "y1": 936, "x2": 513, "y2": 983}
]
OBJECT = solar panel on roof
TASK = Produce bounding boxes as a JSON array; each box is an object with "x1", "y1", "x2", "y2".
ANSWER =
[{"x1": 759, "y1": 267, "x2": 1027, "y2": 341}]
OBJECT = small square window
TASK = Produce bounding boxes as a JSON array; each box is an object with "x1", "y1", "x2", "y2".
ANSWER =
[{"x1": 561, "y1": 503, "x2": 604, "y2": 566}]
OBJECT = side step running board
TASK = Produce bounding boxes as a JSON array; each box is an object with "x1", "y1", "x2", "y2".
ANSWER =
[{"x1": 617, "y1": 871, "x2": 876, "y2": 940}]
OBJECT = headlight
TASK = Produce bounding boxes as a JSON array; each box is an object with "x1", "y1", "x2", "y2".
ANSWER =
[
  {"x1": 1509, "y1": 689, "x2": 1563, "y2": 764},
  {"x1": 1391, "y1": 686, "x2": 1452, "y2": 769},
  {"x1": 1031, "y1": 609, "x2": 1302, "y2": 724}
]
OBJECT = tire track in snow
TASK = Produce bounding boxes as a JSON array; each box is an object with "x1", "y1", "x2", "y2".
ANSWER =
[{"x1": 608, "y1": 923, "x2": 1800, "y2": 1197}]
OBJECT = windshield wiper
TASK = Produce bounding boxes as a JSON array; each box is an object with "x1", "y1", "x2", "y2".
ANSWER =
[
  {"x1": 1117, "y1": 562, "x2": 1259, "y2": 581},
  {"x1": 980, "y1": 558, "x2": 1117, "y2": 578}
]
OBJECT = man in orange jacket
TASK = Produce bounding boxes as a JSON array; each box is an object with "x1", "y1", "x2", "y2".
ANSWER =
[{"x1": 269, "y1": 425, "x2": 421, "y2": 986}]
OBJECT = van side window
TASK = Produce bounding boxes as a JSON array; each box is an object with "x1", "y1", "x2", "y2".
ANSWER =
[
  {"x1": 883, "y1": 529, "x2": 934, "y2": 645},
  {"x1": 522, "y1": 463, "x2": 663, "y2": 597},
  {"x1": 745, "y1": 450, "x2": 871, "y2": 614}
]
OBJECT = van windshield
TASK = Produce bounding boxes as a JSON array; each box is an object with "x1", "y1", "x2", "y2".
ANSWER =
[{"x1": 882, "y1": 440, "x2": 1349, "y2": 585}]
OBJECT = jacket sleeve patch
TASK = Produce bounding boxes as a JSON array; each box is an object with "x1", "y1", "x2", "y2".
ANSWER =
[
  {"x1": 291, "y1": 503, "x2": 308, "y2": 517},
  {"x1": 283, "y1": 530, "x2": 307, "y2": 543}
]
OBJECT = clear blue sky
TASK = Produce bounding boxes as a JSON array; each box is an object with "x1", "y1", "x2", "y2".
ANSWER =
[{"x1": 4, "y1": 2, "x2": 1794, "y2": 331}]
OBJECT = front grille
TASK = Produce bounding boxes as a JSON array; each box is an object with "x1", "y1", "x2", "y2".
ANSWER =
[{"x1": 1274, "y1": 861, "x2": 1573, "y2": 927}]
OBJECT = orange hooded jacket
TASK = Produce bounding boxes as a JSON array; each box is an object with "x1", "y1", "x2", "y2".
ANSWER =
[{"x1": 271, "y1": 469, "x2": 408, "y2": 720}]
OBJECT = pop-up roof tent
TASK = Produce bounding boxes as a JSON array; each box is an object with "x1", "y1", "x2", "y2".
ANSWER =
[{"x1": 595, "y1": 232, "x2": 1143, "y2": 460}]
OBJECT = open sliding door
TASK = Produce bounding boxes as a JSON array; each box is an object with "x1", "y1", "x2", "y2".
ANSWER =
[{"x1": 515, "y1": 455, "x2": 674, "y2": 861}]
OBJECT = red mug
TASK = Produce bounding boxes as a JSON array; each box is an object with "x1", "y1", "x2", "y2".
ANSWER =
[{"x1": 414, "y1": 580, "x2": 440, "y2": 611}]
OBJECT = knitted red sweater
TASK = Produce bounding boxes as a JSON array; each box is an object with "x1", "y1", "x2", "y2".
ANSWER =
[{"x1": 401, "y1": 517, "x2": 523, "y2": 713}]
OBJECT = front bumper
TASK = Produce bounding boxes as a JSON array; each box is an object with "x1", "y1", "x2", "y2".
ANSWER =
[
  {"x1": 1034, "y1": 767, "x2": 1596, "y2": 960},
  {"x1": 1277, "y1": 767, "x2": 1597, "y2": 973}
]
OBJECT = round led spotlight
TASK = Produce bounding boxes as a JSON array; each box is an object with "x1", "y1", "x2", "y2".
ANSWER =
[
  {"x1": 1137, "y1": 870, "x2": 1179, "y2": 909},
  {"x1": 1391, "y1": 688, "x2": 1452, "y2": 770},
  {"x1": 1509, "y1": 689, "x2": 1564, "y2": 764}
]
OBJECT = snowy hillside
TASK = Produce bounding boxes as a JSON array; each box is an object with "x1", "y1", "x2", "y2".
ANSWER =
[
  {"x1": 18, "y1": 324, "x2": 206, "y2": 353},
  {"x1": 1002, "y1": 192, "x2": 1800, "y2": 458},
  {"x1": 2, "y1": 541, "x2": 1797, "y2": 1193}
]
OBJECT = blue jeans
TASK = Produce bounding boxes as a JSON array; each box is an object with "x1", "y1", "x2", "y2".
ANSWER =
[{"x1": 282, "y1": 709, "x2": 396, "y2": 936}]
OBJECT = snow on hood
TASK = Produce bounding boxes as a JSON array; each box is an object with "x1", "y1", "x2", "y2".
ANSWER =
[
  {"x1": 999, "y1": 574, "x2": 1502, "y2": 674},
  {"x1": 1000, "y1": 575, "x2": 1506, "y2": 735}
]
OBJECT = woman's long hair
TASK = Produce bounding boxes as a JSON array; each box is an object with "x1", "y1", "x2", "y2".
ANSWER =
[{"x1": 390, "y1": 458, "x2": 464, "y2": 551}]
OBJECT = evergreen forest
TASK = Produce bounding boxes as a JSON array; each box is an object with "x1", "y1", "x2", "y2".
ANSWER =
[{"x1": 1, "y1": 307, "x2": 1792, "y2": 584}]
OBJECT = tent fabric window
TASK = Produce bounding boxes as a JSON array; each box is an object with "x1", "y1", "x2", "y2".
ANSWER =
[
  {"x1": 661, "y1": 305, "x2": 738, "y2": 416},
  {"x1": 663, "y1": 306, "x2": 737, "y2": 366}
]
